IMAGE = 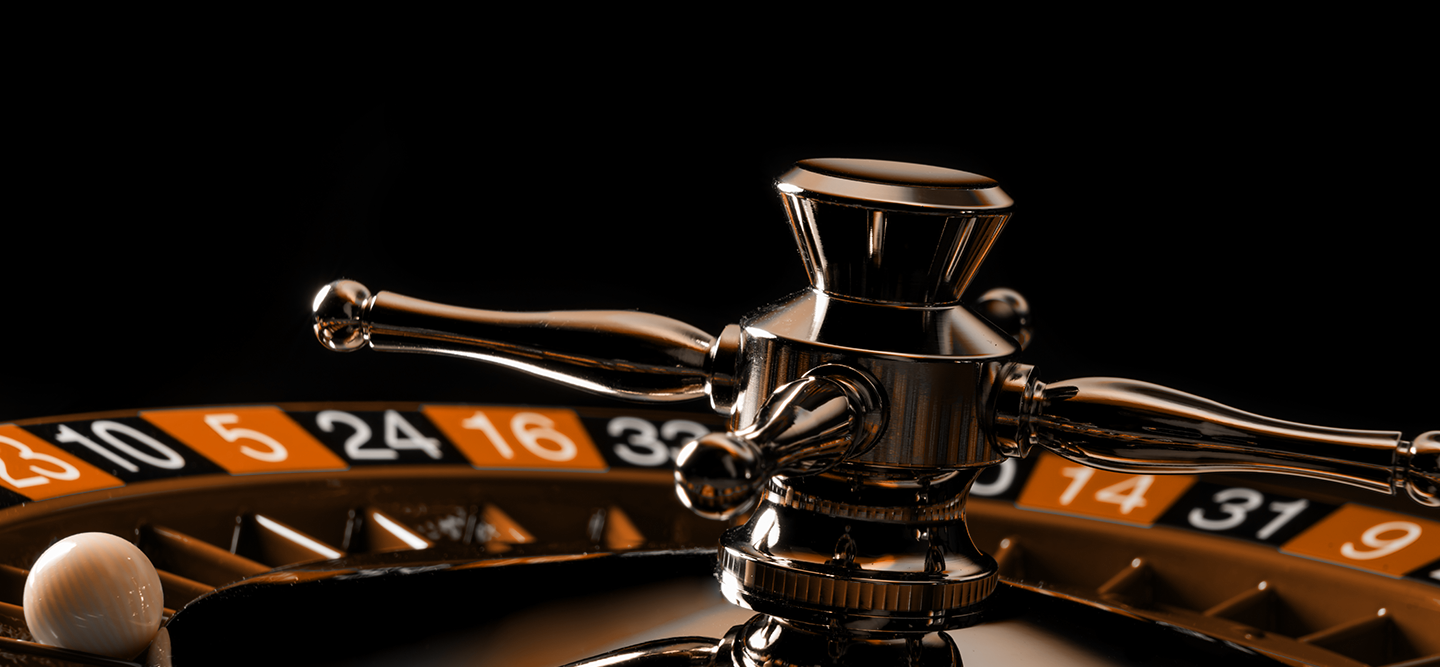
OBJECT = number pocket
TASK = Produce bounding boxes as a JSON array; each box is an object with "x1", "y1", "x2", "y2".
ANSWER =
[
  {"x1": 605, "y1": 416, "x2": 710, "y2": 468},
  {"x1": 0, "y1": 425, "x2": 121, "y2": 500},
  {"x1": 1156, "y1": 482, "x2": 1332, "y2": 545},
  {"x1": 142, "y1": 407, "x2": 346, "y2": 474},
  {"x1": 1016, "y1": 452, "x2": 1195, "y2": 525},
  {"x1": 314, "y1": 410, "x2": 445, "y2": 462},
  {"x1": 422, "y1": 406, "x2": 606, "y2": 471},
  {"x1": 1282, "y1": 504, "x2": 1440, "y2": 577}
]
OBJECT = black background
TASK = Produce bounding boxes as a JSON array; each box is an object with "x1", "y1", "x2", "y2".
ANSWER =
[{"x1": 5, "y1": 47, "x2": 1434, "y2": 444}]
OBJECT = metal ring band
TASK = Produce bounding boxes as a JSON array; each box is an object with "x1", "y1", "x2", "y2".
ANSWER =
[
  {"x1": 765, "y1": 485, "x2": 968, "y2": 523},
  {"x1": 718, "y1": 547, "x2": 997, "y2": 615}
]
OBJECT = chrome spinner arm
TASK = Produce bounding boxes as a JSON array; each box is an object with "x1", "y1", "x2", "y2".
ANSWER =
[{"x1": 314, "y1": 286, "x2": 1439, "y2": 511}]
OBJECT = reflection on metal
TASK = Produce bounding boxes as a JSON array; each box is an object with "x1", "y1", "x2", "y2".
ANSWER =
[
  {"x1": 711, "y1": 614, "x2": 963, "y2": 667},
  {"x1": 1003, "y1": 376, "x2": 1439, "y2": 506},
  {"x1": 592, "y1": 505, "x2": 646, "y2": 550},
  {"x1": 144, "y1": 525, "x2": 268, "y2": 585},
  {"x1": 479, "y1": 503, "x2": 535, "y2": 552},
  {"x1": 1402, "y1": 431, "x2": 1440, "y2": 506},
  {"x1": 365, "y1": 508, "x2": 434, "y2": 551},
  {"x1": 312, "y1": 158, "x2": 1437, "y2": 666},
  {"x1": 0, "y1": 635, "x2": 148, "y2": 667},
  {"x1": 674, "y1": 365, "x2": 886, "y2": 520},
  {"x1": 252, "y1": 514, "x2": 344, "y2": 563},
  {"x1": 312, "y1": 281, "x2": 715, "y2": 402},
  {"x1": 606, "y1": 508, "x2": 644, "y2": 550},
  {"x1": 974, "y1": 287, "x2": 1033, "y2": 351},
  {"x1": 558, "y1": 637, "x2": 719, "y2": 667}
]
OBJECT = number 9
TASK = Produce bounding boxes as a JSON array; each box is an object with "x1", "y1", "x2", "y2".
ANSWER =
[{"x1": 1339, "y1": 521, "x2": 1422, "y2": 561}]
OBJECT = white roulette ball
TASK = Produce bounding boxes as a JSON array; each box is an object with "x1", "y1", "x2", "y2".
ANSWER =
[{"x1": 23, "y1": 532, "x2": 163, "y2": 659}]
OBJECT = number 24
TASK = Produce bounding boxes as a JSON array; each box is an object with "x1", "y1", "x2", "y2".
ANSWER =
[{"x1": 316, "y1": 410, "x2": 442, "y2": 461}]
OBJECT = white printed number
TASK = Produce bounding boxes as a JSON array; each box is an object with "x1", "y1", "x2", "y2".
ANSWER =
[
  {"x1": 464, "y1": 411, "x2": 577, "y2": 462},
  {"x1": 607, "y1": 417, "x2": 709, "y2": 467},
  {"x1": 317, "y1": 410, "x2": 442, "y2": 461},
  {"x1": 1060, "y1": 467, "x2": 1152, "y2": 514},
  {"x1": 1186, "y1": 487, "x2": 1310, "y2": 541},
  {"x1": 1340, "y1": 521, "x2": 1422, "y2": 561},
  {"x1": 204, "y1": 414, "x2": 287, "y2": 462},
  {"x1": 54, "y1": 421, "x2": 185, "y2": 473},
  {"x1": 971, "y1": 459, "x2": 1018, "y2": 497},
  {"x1": 0, "y1": 435, "x2": 81, "y2": 489}
]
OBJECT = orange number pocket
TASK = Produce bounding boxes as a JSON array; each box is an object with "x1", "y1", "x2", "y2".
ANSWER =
[
  {"x1": 423, "y1": 406, "x2": 605, "y2": 471},
  {"x1": 141, "y1": 407, "x2": 347, "y2": 474},
  {"x1": 0, "y1": 424, "x2": 123, "y2": 499},
  {"x1": 1282, "y1": 504, "x2": 1440, "y2": 577},
  {"x1": 1016, "y1": 452, "x2": 1196, "y2": 526}
]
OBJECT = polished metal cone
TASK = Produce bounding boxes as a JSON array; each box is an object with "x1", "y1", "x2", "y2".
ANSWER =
[{"x1": 776, "y1": 159, "x2": 1014, "y2": 306}]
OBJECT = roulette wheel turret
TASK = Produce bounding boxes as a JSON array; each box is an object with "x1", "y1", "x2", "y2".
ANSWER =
[
  {"x1": 2, "y1": 155, "x2": 1436, "y2": 667},
  {"x1": 310, "y1": 158, "x2": 1440, "y2": 666}
]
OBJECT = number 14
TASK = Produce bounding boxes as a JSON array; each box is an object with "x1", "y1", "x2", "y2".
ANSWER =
[{"x1": 1059, "y1": 466, "x2": 1152, "y2": 515}]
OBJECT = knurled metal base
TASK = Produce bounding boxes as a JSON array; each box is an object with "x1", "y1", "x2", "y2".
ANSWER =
[
  {"x1": 720, "y1": 546, "x2": 996, "y2": 614},
  {"x1": 718, "y1": 547, "x2": 995, "y2": 633},
  {"x1": 717, "y1": 471, "x2": 999, "y2": 633},
  {"x1": 765, "y1": 484, "x2": 969, "y2": 523}
]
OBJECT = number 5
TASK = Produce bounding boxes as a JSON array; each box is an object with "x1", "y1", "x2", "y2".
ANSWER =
[{"x1": 204, "y1": 414, "x2": 288, "y2": 462}]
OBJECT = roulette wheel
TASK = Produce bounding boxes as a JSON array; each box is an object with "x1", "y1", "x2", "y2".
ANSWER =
[
  {"x1": 3, "y1": 153, "x2": 1436, "y2": 667},
  {"x1": 3, "y1": 73, "x2": 1436, "y2": 666}
]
